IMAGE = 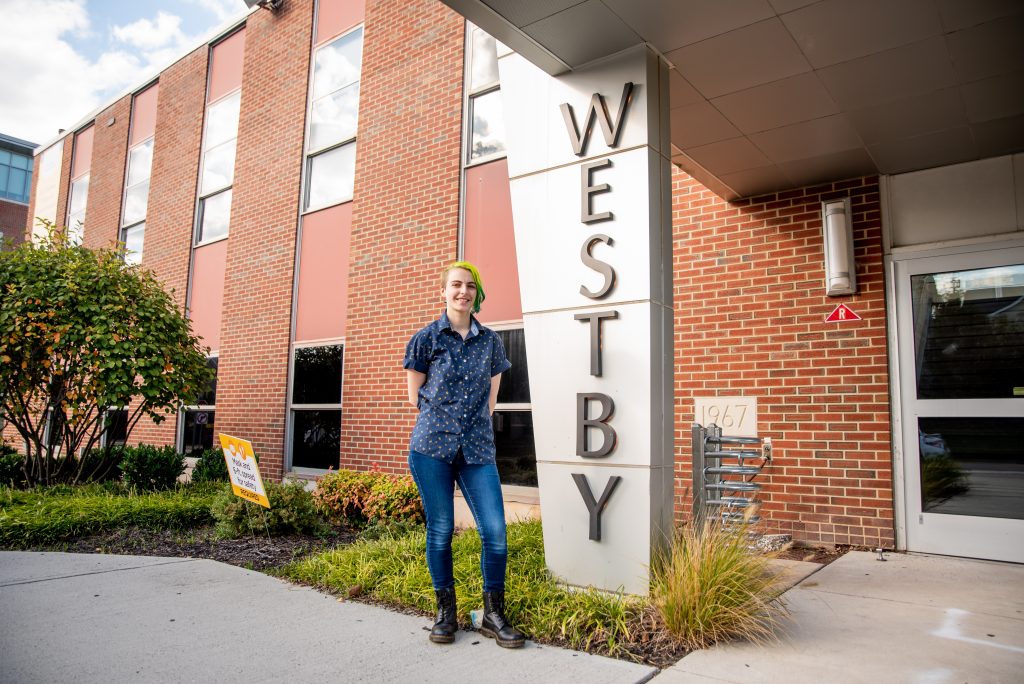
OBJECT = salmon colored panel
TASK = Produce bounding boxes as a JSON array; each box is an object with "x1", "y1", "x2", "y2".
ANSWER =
[
  {"x1": 208, "y1": 29, "x2": 246, "y2": 103},
  {"x1": 71, "y1": 125, "x2": 95, "y2": 180},
  {"x1": 130, "y1": 83, "x2": 160, "y2": 145},
  {"x1": 189, "y1": 240, "x2": 228, "y2": 353},
  {"x1": 316, "y1": 0, "x2": 365, "y2": 45},
  {"x1": 463, "y1": 158, "x2": 522, "y2": 324},
  {"x1": 295, "y1": 203, "x2": 352, "y2": 341}
]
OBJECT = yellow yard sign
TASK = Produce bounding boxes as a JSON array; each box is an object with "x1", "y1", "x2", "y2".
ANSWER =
[{"x1": 219, "y1": 434, "x2": 270, "y2": 509}]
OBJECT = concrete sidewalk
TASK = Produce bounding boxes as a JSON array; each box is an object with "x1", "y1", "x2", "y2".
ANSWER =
[
  {"x1": 0, "y1": 552, "x2": 656, "y2": 683},
  {"x1": 660, "y1": 551, "x2": 1024, "y2": 684},
  {"x1": 2, "y1": 550, "x2": 1022, "y2": 683}
]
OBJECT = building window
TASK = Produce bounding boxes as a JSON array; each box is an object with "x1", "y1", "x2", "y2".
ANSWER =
[
  {"x1": 289, "y1": 343, "x2": 342, "y2": 470},
  {"x1": 67, "y1": 174, "x2": 89, "y2": 245},
  {"x1": 0, "y1": 148, "x2": 33, "y2": 203},
  {"x1": 465, "y1": 25, "x2": 507, "y2": 164},
  {"x1": 196, "y1": 91, "x2": 240, "y2": 244},
  {"x1": 493, "y1": 328, "x2": 535, "y2": 486},
  {"x1": 304, "y1": 27, "x2": 362, "y2": 212},
  {"x1": 180, "y1": 356, "x2": 218, "y2": 456},
  {"x1": 121, "y1": 138, "x2": 153, "y2": 264},
  {"x1": 102, "y1": 408, "x2": 129, "y2": 447}
]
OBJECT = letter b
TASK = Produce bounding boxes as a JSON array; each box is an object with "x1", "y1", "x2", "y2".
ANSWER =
[{"x1": 576, "y1": 393, "x2": 616, "y2": 458}]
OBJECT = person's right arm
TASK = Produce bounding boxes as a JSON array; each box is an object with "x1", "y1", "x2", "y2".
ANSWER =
[{"x1": 406, "y1": 369, "x2": 426, "y2": 408}]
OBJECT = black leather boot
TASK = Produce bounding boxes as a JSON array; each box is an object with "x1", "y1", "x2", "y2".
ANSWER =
[
  {"x1": 429, "y1": 587, "x2": 458, "y2": 644},
  {"x1": 480, "y1": 590, "x2": 525, "y2": 648}
]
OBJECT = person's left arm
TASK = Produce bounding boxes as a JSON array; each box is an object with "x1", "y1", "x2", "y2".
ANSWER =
[{"x1": 488, "y1": 331, "x2": 512, "y2": 416}]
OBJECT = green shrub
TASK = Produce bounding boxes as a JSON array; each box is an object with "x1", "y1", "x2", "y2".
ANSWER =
[
  {"x1": 190, "y1": 448, "x2": 230, "y2": 483},
  {"x1": 211, "y1": 480, "x2": 328, "y2": 538},
  {"x1": 0, "y1": 445, "x2": 24, "y2": 488},
  {"x1": 78, "y1": 446, "x2": 126, "y2": 483},
  {"x1": 119, "y1": 445, "x2": 186, "y2": 490},
  {"x1": 313, "y1": 469, "x2": 423, "y2": 525},
  {"x1": 363, "y1": 473, "x2": 424, "y2": 524},
  {"x1": 0, "y1": 484, "x2": 219, "y2": 546},
  {"x1": 651, "y1": 517, "x2": 788, "y2": 649},
  {"x1": 313, "y1": 469, "x2": 376, "y2": 522},
  {"x1": 921, "y1": 454, "x2": 969, "y2": 504}
]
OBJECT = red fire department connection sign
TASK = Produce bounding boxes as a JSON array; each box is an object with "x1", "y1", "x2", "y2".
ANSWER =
[{"x1": 824, "y1": 303, "x2": 861, "y2": 322}]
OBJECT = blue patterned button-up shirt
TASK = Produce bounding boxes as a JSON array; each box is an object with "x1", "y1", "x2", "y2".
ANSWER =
[{"x1": 403, "y1": 312, "x2": 511, "y2": 464}]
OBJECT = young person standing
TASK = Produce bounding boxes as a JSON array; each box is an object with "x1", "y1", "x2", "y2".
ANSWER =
[{"x1": 403, "y1": 261, "x2": 525, "y2": 648}]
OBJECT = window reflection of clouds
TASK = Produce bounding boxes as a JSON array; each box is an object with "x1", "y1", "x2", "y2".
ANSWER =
[
  {"x1": 200, "y1": 189, "x2": 231, "y2": 242},
  {"x1": 307, "y1": 143, "x2": 356, "y2": 209},
  {"x1": 127, "y1": 140, "x2": 153, "y2": 187},
  {"x1": 123, "y1": 181, "x2": 149, "y2": 225},
  {"x1": 470, "y1": 90, "x2": 505, "y2": 160},
  {"x1": 470, "y1": 28, "x2": 498, "y2": 90},
  {"x1": 205, "y1": 92, "x2": 241, "y2": 149},
  {"x1": 933, "y1": 265, "x2": 1024, "y2": 296},
  {"x1": 123, "y1": 223, "x2": 144, "y2": 265},
  {"x1": 310, "y1": 82, "x2": 359, "y2": 151},
  {"x1": 313, "y1": 30, "x2": 363, "y2": 99},
  {"x1": 201, "y1": 139, "x2": 236, "y2": 195}
]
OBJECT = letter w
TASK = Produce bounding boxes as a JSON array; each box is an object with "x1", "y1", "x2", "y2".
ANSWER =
[{"x1": 560, "y1": 82, "x2": 635, "y2": 157}]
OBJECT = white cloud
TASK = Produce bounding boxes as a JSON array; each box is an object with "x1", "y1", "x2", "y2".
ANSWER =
[
  {"x1": 0, "y1": 0, "x2": 226, "y2": 145},
  {"x1": 112, "y1": 11, "x2": 186, "y2": 51},
  {"x1": 186, "y1": 0, "x2": 247, "y2": 23}
]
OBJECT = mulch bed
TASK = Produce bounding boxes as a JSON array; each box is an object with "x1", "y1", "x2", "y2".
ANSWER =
[
  {"x1": 19, "y1": 525, "x2": 359, "y2": 572},
  {"x1": 775, "y1": 543, "x2": 863, "y2": 565}
]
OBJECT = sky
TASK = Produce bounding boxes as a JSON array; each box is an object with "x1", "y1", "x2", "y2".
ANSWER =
[{"x1": 0, "y1": 0, "x2": 249, "y2": 148}]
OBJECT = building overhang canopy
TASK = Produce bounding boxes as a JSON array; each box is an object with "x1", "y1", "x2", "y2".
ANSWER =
[{"x1": 442, "y1": 0, "x2": 1024, "y2": 199}]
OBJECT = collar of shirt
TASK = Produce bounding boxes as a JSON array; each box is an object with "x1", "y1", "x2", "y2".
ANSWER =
[{"x1": 438, "y1": 311, "x2": 480, "y2": 339}]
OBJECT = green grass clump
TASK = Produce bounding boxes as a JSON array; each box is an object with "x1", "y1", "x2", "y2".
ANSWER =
[
  {"x1": 277, "y1": 519, "x2": 644, "y2": 654},
  {"x1": 651, "y1": 518, "x2": 788, "y2": 650},
  {"x1": 0, "y1": 482, "x2": 222, "y2": 547}
]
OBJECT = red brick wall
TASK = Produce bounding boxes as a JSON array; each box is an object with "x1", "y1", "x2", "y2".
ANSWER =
[
  {"x1": 54, "y1": 136, "x2": 74, "y2": 231},
  {"x1": 129, "y1": 47, "x2": 209, "y2": 447},
  {"x1": 338, "y1": 0, "x2": 464, "y2": 474},
  {"x1": 1, "y1": 199, "x2": 28, "y2": 248},
  {"x1": 672, "y1": 168, "x2": 894, "y2": 547},
  {"x1": 83, "y1": 96, "x2": 132, "y2": 250},
  {"x1": 214, "y1": 3, "x2": 313, "y2": 480}
]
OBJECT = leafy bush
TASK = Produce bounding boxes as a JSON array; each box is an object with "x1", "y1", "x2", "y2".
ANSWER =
[
  {"x1": 119, "y1": 445, "x2": 186, "y2": 490},
  {"x1": 211, "y1": 480, "x2": 328, "y2": 538},
  {"x1": 190, "y1": 448, "x2": 230, "y2": 483},
  {"x1": 78, "y1": 446, "x2": 125, "y2": 483},
  {"x1": 651, "y1": 516, "x2": 788, "y2": 650},
  {"x1": 0, "y1": 484, "x2": 219, "y2": 547},
  {"x1": 0, "y1": 444, "x2": 24, "y2": 487},
  {"x1": 313, "y1": 469, "x2": 376, "y2": 522},
  {"x1": 363, "y1": 473, "x2": 424, "y2": 524},
  {"x1": 313, "y1": 469, "x2": 423, "y2": 525}
]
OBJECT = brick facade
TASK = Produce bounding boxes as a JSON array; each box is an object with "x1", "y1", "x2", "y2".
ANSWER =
[
  {"x1": 672, "y1": 169, "x2": 894, "y2": 547},
  {"x1": 11, "y1": 2, "x2": 902, "y2": 549},
  {"x1": 214, "y1": 2, "x2": 314, "y2": 480},
  {"x1": 0, "y1": 199, "x2": 27, "y2": 248},
  {"x1": 83, "y1": 96, "x2": 132, "y2": 250},
  {"x1": 129, "y1": 47, "x2": 209, "y2": 447},
  {"x1": 338, "y1": 0, "x2": 465, "y2": 475}
]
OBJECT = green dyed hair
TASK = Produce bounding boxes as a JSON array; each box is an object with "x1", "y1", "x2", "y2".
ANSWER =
[{"x1": 441, "y1": 261, "x2": 486, "y2": 313}]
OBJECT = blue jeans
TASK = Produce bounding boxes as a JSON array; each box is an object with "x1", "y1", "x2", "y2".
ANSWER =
[{"x1": 408, "y1": 449, "x2": 507, "y2": 592}]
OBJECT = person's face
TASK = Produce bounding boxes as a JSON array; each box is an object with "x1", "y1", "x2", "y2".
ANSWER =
[{"x1": 443, "y1": 268, "x2": 477, "y2": 315}]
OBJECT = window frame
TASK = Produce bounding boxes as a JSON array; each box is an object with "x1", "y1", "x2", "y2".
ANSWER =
[
  {"x1": 300, "y1": 24, "x2": 364, "y2": 215},
  {"x1": 0, "y1": 148, "x2": 33, "y2": 204},
  {"x1": 193, "y1": 89, "x2": 242, "y2": 247},
  {"x1": 286, "y1": 339, "x2": 344, "y2": 474},
  {"x1": 120, "y1": 136, "x2": 154, "y2": 264},
  {"x1": 462, "y1": 23, "x2": 509, "y2": 169},
  {"x1": 176, "y1": 355, "x2": 219, "y2": 457}
]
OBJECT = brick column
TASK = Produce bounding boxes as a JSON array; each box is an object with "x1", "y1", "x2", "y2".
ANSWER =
[
  {"x1": 339, "y1": 0, "x2": 465, "y2": 474},
  {"x1": 214, "y1": 1, "x2": 314, "y2": 479},
  {"x1": 84, "y1": 96, "x2": 132, "y2": 250}
]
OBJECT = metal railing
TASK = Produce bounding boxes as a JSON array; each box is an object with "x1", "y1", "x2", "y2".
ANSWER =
[{"x1": 692, "y1": 422, "x2": 772, "y2": 528}]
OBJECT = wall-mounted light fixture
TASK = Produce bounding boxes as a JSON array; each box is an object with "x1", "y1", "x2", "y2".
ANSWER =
[
  {"x1": 821, "y1": 198, "x2": 857, "y2": 297},
  {"x1": 244, "y1": 0, "x2": 281, "y2": 11}
]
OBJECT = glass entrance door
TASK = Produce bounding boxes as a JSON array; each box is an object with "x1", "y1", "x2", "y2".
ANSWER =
[{"x1": 895, "y1": 245, "x2": 1024, "y2": 561}]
